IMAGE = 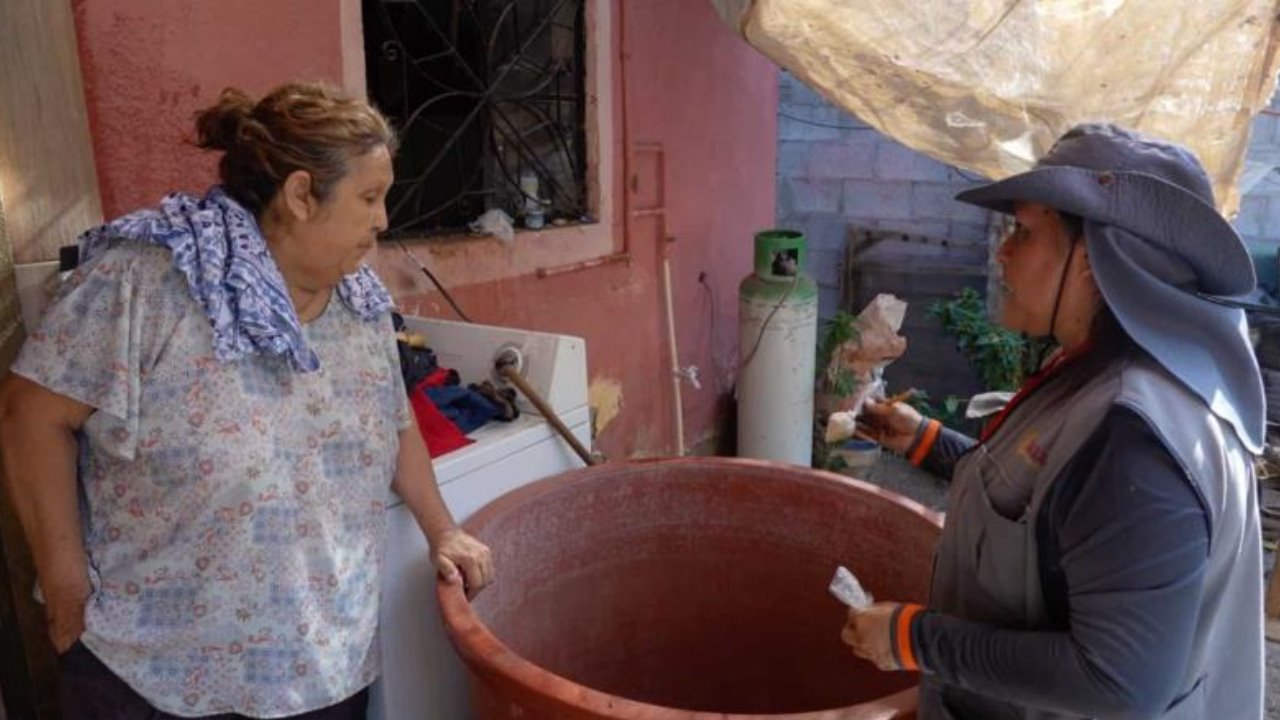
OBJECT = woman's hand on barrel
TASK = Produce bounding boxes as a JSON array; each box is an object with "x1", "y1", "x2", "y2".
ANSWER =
[
  {"x1": 432, "y1": 527, "x2": 494, "y2": 598},
  {"x1": 856, "y1": 399, "x2": 925, "y2": 455},
  {"x1": 842, "y1": 602, "x2": 915, "y2": 672}
]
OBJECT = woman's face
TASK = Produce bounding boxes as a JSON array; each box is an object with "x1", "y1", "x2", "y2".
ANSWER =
[
  {"x1": 995, "y1": 201, "x2": 1081, "y2": 337},
  {"x1": 287, "y1": 145, "x2": 393, "y2": 288}
]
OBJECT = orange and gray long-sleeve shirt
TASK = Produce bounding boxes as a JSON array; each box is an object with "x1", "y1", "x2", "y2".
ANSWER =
[{"x1": 901, "y1": 407, "x2": 1214, "y2": 719}]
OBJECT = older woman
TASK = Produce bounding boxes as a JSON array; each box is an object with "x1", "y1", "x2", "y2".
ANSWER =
[
  {"x1": 848, "y1": 124, "x2": 1264, "y2": 719},
  {"x1": 0, "y1": 82, "x2": 492, "y2": 719}
]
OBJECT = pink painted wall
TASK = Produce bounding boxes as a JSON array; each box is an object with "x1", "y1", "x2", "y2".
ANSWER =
[
  {"x1": 71, "y1": 0, "x2": 347, "y2": 216},
  {"x1": 619, "y1": 0, "x2": 778, "y2": 451},
  {"x1": 71, "y1": 0, "x2": 777, "y2": 458}
]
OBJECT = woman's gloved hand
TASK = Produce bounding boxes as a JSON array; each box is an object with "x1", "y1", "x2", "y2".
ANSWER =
[
  {"x1": 841, "y1": 602, "x2": 923, "y2": 672},
  {"x1": 856, "y1": 399, "x2": 926, "y2": 455},
  {"x1": 431, "y1": 528, "x2": 494, "y2": 598}
]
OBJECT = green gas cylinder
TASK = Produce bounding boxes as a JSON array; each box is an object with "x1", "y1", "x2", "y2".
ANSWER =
[{"x1": 737, "y1": 229, "x2": 819, "y2": 465}]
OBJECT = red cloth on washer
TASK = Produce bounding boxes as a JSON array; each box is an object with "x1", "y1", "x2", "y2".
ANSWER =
[{"x1": 409, "y1": 378, "x2": 472, "y2": 457}]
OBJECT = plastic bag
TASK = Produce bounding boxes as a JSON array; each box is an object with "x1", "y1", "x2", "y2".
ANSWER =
[
  {"x1": 469, "y1": 208, "x2": 516, "y2": 244},
  {"x1": 821, "y1": 294, "x2": 908, "y2": 443},
  {"x1": 717, "y1": 0, "x2": 1280, "y2": 215}
]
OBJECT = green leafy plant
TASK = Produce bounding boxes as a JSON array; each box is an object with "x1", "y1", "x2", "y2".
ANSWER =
[
  {"x1": 928, "y1": 287, "x2": 1031, "y2": 393},
  {"x1": 816, "y1": 310, "x2": 861, "y2": 397},
  {"x1": 907, "y1": 389, "x2": 965, "y2": 428},
  {"x1": 813, "y1": 311, "x2": 861, "y2": 470}
]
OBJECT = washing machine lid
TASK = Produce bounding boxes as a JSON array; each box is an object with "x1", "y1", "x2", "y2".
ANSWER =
[{"x1": 387, "y1": 405, "x2": 591, "y2": 508}]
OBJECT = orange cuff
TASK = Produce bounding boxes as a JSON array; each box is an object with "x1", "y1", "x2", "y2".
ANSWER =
[
  {"x1": 907, "y1": 420, "x2": 942, "y2": 467},
  {"x1": 893, "y1": 603, "x2": 925, "y2": 671}
]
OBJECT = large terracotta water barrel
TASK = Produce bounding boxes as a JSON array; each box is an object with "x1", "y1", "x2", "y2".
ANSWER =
[{"x1": 438, "y1": 458, "x2": 943, "y2": 719}]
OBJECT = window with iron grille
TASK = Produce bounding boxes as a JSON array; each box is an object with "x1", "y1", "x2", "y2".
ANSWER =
[{"x1": 363, "y1": 0, "x2": 589, "y2": 239}]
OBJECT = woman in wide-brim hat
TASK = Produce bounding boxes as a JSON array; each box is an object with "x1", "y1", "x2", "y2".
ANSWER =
[{"x1": 848, "y1": 123, "x2": 1265, "y2": 720}]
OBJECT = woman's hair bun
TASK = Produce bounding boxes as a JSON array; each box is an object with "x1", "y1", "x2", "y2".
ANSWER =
[
  {"x1": 193, "y1": 88, "x2": 258, "y2": 152},
  {"x1": 190, "y1": 82, "x2": 395, "y2": 216}
]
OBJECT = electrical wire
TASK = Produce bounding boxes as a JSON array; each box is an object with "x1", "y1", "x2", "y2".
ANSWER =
[
  {"x1": 738, "y1": 273, "x2": 801, "y2": 375},
  {"x1": 778, "y1": 110, "x2": 864, "y2": 131},
  {"x1": 778, "y1": 110, "x2": 992, "y2": 182},
  {"x1": 698, "y1": 272, "x2": 733, "y2": 393},
  {"x1": 396, "y1": 240, "x2": 473, "y2": 323}
]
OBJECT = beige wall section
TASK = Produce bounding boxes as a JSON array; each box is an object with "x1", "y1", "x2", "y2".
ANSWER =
[
  {"x1": 0, "y1": 200, "x2": 20, "y2": 362},
  {"x1": 0, "y1": 0, "x2": 104, "y2": 264},
  {"x1": 0, "y1": 1, "x2": 103, "y2": 717},
  {"x1": 0, "y1": 129, "x2": 58, "y2": 720}
]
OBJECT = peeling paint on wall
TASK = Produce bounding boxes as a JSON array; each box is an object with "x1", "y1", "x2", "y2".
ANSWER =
[{"x1": 588, "y1": 377, "x2": 624, "y2": 436}]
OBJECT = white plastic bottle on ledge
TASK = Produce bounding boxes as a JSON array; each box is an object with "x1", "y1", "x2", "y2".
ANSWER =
[{"x1": 520, "y1": 171, "x2": 545, "y2": 230}]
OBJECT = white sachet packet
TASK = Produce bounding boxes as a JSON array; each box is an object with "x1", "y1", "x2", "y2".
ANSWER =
[{"x1": 828, "y1": 565, "x2": 874, "y2": 609}]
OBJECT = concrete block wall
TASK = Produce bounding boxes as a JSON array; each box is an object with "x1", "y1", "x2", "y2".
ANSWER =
[
  {"x1": 778, "y1": 70, "x2": 1280, "y2": 319},
  {"x1": 1238, "y1": 92, "x2": 1280, "y2": 250},
  {"x1": 777, "y1": 72, "x2": 992, "y2": 320}
]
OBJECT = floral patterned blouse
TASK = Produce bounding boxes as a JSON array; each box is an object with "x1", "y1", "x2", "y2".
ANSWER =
[{"x1": 13, "y1": 242, "x2": 410, "y2": 717}]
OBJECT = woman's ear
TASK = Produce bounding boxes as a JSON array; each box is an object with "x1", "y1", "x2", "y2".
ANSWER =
[
  {"x1": 281, "y1": 170, "x2": 316, "y2": 222},
  {"x1": 1076, "y1": 240, "x2": 1091, "y2": 274},
  {"x1": 1075, "y1": 241, "x2": 1102, "y2": 299}
]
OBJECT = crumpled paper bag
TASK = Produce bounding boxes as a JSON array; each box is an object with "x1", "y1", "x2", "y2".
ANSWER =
[{"x1": 822, "y1": 294, "x2": 907, "y2": 443}]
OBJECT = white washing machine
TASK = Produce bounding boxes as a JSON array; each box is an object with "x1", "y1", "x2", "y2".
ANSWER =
[{"x1": 369, "y1": 316, "x2": 591, "y2": 720}]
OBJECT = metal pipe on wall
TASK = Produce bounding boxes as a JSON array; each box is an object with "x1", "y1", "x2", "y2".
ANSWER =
[
  {"x1": 661, "y1": 236, "x2": 685, "y2": 456},
  {"x1": 629, "y1": 140, "x2": 684, "y2": 457}
]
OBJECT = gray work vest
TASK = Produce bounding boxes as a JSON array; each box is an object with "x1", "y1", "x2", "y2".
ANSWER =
[{"x1": 919, "y1": 355, "x2": 1264, "y2": 720}]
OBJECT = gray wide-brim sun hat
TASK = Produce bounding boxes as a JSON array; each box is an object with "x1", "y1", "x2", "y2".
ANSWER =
[{"x1": 955, "y1": 122, "x2": 1264, "y2": 453}]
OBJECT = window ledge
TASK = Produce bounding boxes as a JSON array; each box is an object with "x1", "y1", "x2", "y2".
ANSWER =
[{"x1": 372, "y1": 218, "x2": 619, "y2": 294}]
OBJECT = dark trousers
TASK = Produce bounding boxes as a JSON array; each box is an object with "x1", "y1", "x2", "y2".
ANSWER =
[{"x1": 58, "y1": 642, "x2": 368, "y2": 720}]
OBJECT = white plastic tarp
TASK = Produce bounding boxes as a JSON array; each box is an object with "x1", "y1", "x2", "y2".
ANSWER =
[{"x1": 714, "y1": 0, "x2": 1280, "y2": 214}]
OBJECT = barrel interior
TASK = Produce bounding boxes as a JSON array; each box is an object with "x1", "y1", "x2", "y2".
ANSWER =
[{"x1": 464, "y1": 461, "x2": 938, "y2": 715}]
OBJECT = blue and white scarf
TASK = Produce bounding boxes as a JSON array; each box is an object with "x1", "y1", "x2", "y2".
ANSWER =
[{"x1": 79, "y1": 186, "x2": 393, "y2": 373}]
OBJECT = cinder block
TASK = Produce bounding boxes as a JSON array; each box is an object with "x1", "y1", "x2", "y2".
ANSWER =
[
  {"x1": 1248, "y1": 115, "x2": 1279, "y2": 151},
  {"x1": 911, "y1": 182, "x2": 991, "y2": 223},
  {"x1": 949, "y1": 221, "x2": 995, "y2": 244},
  {"x1": 1265, "y1": 114, "x2": 1280, "y2": 147},
  {"x1": 800, "y1": 213, "x2": 852, "y2": 254},
  {"x1": 1256, "y1": 198, "x2": 1280, "y2": 240},
  {"x1": 808, "y1": 248, "x2": 845, "y2": 287},
  {"x1": 786, "y1": 77, "x2": 830, "y2": 108},
  {"x1": 946, "y1": 165, "x2": 993, "y2": 183},
  {"x1": 843, "y1": 179, "x2": 912, "y2": 221},
  {"x1": 778, "y1": 141, "x2": 809, "y2": 178},
  {"x1": 855, "y1": 233, "x2": 986, "y2": 266},
  {"x1": 778, "y1": 72, "x2": 805, "y2": 105},
  {"x1": 775, "y1": 210, "x2": 806, "y2": 230},
  {"x1": 1252, "y1": 172, "x2": 1280, "y2": 198},
  {"x1": 809, "y1": 137, "x2": 877, "y2": 179},
  {"x1": 818, "y1": 285, "x2": 842, "y2": 321},
  {"x1": 783, "y1": 178, "x2": 842, "y2": 214},
  {"x1": 875, "y1": 219, "x2": 951, "y2": 240},
  {"x1": 1234, "y1": 195, "x2": 1269, "y2": 237},
  {"x1": 778, "y1": 113, "x2": 843, "y2": 142},
  {"x1": 874, "y1": 140, "x2": 951, "y2": 182}
]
